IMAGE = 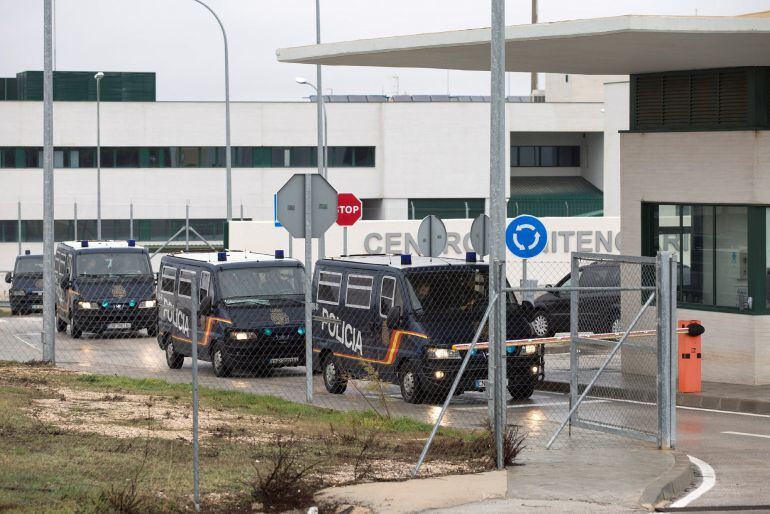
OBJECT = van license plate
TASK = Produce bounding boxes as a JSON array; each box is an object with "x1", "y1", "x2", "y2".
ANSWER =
[
  {"x1": 474, "y1": 379, "x2": 487, "y2": 390},
  {"x1": 107, "y1": 323, "x2": 131, "y2": 330},
  {"x1": 269, "y1": 357, "x2": 299, "y2": 365}
]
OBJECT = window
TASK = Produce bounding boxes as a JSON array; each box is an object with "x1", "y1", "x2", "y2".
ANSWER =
[
  {"x1": 232, "y1": 147, "x2": 252, "y2": 167},
  {"x1": 379, "y1": 276, "x2": 400, "y2": 317},
  {"x1": 99, "y1": 148, "x2": 115, "y2": 168},
  {"x1": 354, "y1": 147, "x2": 375, "y2": 167},
  {"x1": 200, "y1": 270, "x2": 210, "y2": 302},
  {"x1": 328, "y1": 147, "x2": 354, "y2": 167},
  {"x1": 179, "y1": 147, "x2": 200, "y2": 167},
  {"x1": 345, "y1": 274, "x2": 373, "y2": 309},
  {"x1": 510, "y1": 146, "x2": 580, "y2": 167},
  {"x1": 201, "y1": 147, "x2": 224, "y2": 168},
  {"x1": 645, "y1": 203, "x2": 750, "y2": 310},
  {"x1": 115, "y1": 148, "x2": 139, "y2": 167},
  {"x1": 317, "y1": 271, "x2": 342, "y2": 305},
  {"x1": 178, "y1": 272, "x2": 193, "y2": 298},
  {"x1": 290, "y1": 147, "x2": 316, "y2": 167},
  {"x1": 161, "y1": 266, "x2": 177, "y2": 294}
]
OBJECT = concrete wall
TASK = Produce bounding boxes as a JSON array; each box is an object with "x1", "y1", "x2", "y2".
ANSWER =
[
  {"x1": 0, "y1": 100, "x2": 606, "y2": 223},
  {"x1": 620, "y1": 130, "x2": 770, "y2": 385},
  {"x1": 602, "y1": 81, "x2": 629, "y2": 217},
  {"x1": 545, "y1": 74, "x2": 627, "y2": 103}
]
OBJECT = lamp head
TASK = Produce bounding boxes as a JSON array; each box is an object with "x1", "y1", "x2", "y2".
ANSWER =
[
  {"x1": 295, "y1": 77, "x2": 308, "y2": 85},
  {"x1": 94, "y1": 72, "x2": 104, "y2": 80}
]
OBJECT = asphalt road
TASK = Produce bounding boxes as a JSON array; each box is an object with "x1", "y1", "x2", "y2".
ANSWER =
[{"x1": 1, "y1": 314, "x2": 769, "y2": 509}]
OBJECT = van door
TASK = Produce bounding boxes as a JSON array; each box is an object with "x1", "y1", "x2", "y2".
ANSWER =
[
  {"x1": 197, "y1": 270, "x2": 211, "y2": 358},
  {"x1": 342, "y1": 272, "x2": 376, "y2": 374},
  {"x1": 174, "y1": 269, "x2": 194, "y2": 356},
  {"x1": 377, "y1": 274, "x2": 404, "y2": 380},
  {"x1": 158, "y1": 265, "x2": 177, "y2": 336}
]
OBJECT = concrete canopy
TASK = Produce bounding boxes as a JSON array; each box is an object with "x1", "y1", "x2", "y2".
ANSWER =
[{"x1": 277, "y1": 15, "x2": 770, "y2": 74}]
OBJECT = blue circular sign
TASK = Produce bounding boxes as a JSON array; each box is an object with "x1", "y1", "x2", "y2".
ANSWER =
[{"x1": 506, "y1": 215, "x2": 548, "y2": 259}]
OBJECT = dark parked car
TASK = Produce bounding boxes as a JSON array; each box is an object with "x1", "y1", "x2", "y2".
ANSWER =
[{"x1": 530, "y1": 262, "x2": 621, "y2": 338}]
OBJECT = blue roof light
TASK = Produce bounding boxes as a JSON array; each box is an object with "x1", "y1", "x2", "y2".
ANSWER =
[
  {"x1": 466, "y1": 251, "x2": 477, "y2": 263},
  {"x1": 400, "y1": 254, "x2": 412, "y2": 265},
  {"x1": 81, "y1": 240, "x2": 89, "y2": 247},
  {"x1": 217, "y1": 252, "x2": 227, "y2": 262},
  {"x1": 127, "y1": 239, "x2": 136, "y2": 247},
  {"x1": 275, "y1": 250, "x2": 284, "y2": 259}
]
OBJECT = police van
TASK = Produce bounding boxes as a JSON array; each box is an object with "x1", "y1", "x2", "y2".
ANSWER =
[
  {"x1": 54, "y1": 240, "x2": 157, "y2": 338},
  {"x1": 5, "y1": 251, "x2": 43, "y2": 315},
  {"x1": 312, "y1": 254, "x2": 544, "y2": 404},
  {"x1": 157, "y1": 251, "x2": 306, "y2": 377}
]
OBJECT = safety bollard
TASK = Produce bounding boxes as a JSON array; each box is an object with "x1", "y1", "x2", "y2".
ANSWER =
[{"x1": 678, "y1": 320, "x2": 705, "y2": 393}]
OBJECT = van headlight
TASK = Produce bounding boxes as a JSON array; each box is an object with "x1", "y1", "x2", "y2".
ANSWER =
[
  {"x1": 10, "y1": 290, "x2": 26, "y2": 296},
  {"x1": 230, "y1": 331, "x2": 255, "y2": 341},
  {"x1": 138, "y1": 300, "x2": 156, "y2": 309},
  {"x1": 524, "y1": 344, "x2": 537, "y2": 355},
  {"x1": 426, "y1": 347, "x2": 461, "y2": 360},
  {"x1": 77, "y1": 301, "x2": 98, "y2": 310}
]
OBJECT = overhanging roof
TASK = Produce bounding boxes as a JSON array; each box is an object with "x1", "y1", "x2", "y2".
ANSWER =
[{"x1": 277, "y1": 15, "x2": 770, "y2": 74}]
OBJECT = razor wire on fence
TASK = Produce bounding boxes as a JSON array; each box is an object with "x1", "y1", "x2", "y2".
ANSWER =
[{"x1": 0, "y1": 248, "x2": 677, "y2": 510}]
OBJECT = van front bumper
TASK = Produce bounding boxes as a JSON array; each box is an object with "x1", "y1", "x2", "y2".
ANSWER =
[
  {"x1": 219, "y1": 330, "x2": 306, "y2": 369},
  {"x1": 73, "y1": 304, "x2": 157, "y2": 331},
  {"x1": 420, "y1": 354, "x2": 543, "y2": 391}
]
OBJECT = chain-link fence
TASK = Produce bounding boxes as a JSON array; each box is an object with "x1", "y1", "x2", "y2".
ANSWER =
[{"x1": 0, "y1": 248, "x2": 677, "y2": 511}]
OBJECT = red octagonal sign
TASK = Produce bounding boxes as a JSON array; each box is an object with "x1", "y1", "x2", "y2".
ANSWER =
[{"x1": 336, "y1": 193, "x2": 362, "y2": 226}]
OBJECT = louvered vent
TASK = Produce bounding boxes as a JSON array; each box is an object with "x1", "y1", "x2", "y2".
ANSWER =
[{"x1": 632, "y1": 68, "x2": 756, "y2": 130}]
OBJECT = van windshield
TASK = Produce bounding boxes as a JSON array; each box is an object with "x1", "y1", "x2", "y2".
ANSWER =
[
  {"x1": 76, "y1": 252, "x2": 152, "y2": 276},
  {"x1": 15, "y1": 257, "x2": 43, "y2": 274},
  {"x1": 219, "y1": 266, "x2": 304, "y2": 304},
  {"x1": 405, "y1": 268, "x2": 517, "y2": 314}
]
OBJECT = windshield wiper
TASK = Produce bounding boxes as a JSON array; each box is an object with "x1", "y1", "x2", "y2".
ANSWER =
[{"x1": 224, "y1": 297, "x2": 270, "y2": 305}]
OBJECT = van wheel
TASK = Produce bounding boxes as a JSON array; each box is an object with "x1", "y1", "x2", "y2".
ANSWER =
[
  {"x1": 508, "y1": 383, "x2": 535, "y2": 401},
  {"x1": 146, "y1": 325, "x2": 158, "y2": 338},
  {"x1": 322, "y1": 355, "x2": 347, "y2": 394},
  {"x1": 212, "y1": 347, "x2": 231, "y2": 377},
  {"x1": 165, "y1": 339, "x2": 184, "y2": 369},
  {"x1": 56, "y1": 317, "x2": 67, "y2": 333},
  {"x1": 399, "y1": 361, "x2": 425, "y2": 404},
  {"x1": 71, "y1": 321, "x2": 83, "y2": 339},
  {"x1": 530, "y1": 311, "x2": 552, "y2": 338}
]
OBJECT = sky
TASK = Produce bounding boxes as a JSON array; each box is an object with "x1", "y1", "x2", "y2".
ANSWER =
[{"x1": 0, "y1": 0, "x2": 768, "y2": 101}]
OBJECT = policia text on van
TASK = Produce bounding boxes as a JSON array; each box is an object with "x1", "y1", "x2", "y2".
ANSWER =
[
  {"x1": 54, "y1": 241, "x2": 157, "y2": 338},
  {"x1": 312, "y1": 254, "x2": 544, "y2": 404},
  {"x1": 157, "y1": 251, "x2": 306, "y2": 377}
]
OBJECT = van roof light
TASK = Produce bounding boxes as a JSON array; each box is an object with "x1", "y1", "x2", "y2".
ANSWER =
[
  {"x1": 217, "y1": 252, "x2": 227, "y2": 262},
  {"x1": 24, "y1": 250, "x2": 30, "y2": 255},
  {"x1": 275, "y1": 250, "x2": 284, "y2": 259},
  {"x1": 127, "y1": 239, "x2": 136, "y2": 247},
  {"x1": 466, "y1": 251, "x2": 477, "y2": 263},
  {"x1": 81, "y1": 240, "x2": 89, "y2": 247},
  {"x1": 400, "y1": 254, "x2": 412, "y2": 265}
]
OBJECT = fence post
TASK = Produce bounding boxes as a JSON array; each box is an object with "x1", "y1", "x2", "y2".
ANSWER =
[
  {"x1": 185, "y1": 202, "x2": 190, "y2": 252},
  {"x1": 74, "y1": 201, "x2": 78, "y2": 240},
  {"x1": 569, "y1": 253, "x2": 579, "y2": 425},
  {"x1": 656, "y1": 251, "x2": 676, "y2": 449},
  {"x1": 17, "y1": 201, "x2": 21, "y2": 255},
  {"x1": 129, "y1": 202, "x2": 134, "y2": 241},
  {"x1": 190, "y1": 274, "x2": 201, "y2": 511}
]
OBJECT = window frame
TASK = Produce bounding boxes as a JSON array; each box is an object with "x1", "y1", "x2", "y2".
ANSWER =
[
  {"x1": 345, "y1": 274, "x2": 374, "y2": 310},
  {"x1": 317, "y1": 270, "x2": 343, "y2": 305},
  {"x1": 160, "y1": 266, "x2": 178, "y2": 295},
  {"x1": 177, "y1": 270, "x2": 193, "y2": 299},
  {"x1": 379, "y1": 275, "x2": 398, "y2": 318}
]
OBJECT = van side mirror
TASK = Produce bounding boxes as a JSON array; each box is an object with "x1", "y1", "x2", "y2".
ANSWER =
[
  {"x1": 4, "y1": 272, "x2": 11, "y2": 284},
  {"x1": 199, "y1": 296, "x2": 213, "y2": 316},
  {"x1": 386, "y1": 306, "x2": 402, "y2": 330}
]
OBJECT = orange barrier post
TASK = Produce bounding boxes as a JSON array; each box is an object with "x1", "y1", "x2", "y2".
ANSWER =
[{"x1": 678, "y1": 320, "x2": 704, "y2": 393}]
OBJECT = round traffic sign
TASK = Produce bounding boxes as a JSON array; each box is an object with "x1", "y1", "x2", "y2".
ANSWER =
[
  {"x1": 336, "y1": 193, "x2": 362, "y2": 226},
  {"x1": 505, "y1": 215, "x2": 547, "y2": 259}
]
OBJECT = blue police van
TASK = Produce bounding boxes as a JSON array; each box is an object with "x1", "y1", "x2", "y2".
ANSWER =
[
  {"x1": 5, "y1": 251, "x2": 43, "y2": 315},
  {"x1": 54, "y1": 241, "x2": 157, "y2": 338},
  {"x1": 312, "y1": 254, "x2": 544, "y2": 404},
  {"x1": 157, "y1": 251, "x2": 306, "y2": 377}
]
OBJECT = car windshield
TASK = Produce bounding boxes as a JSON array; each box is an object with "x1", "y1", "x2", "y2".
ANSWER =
[
  {"x1": 76, "y1": 252, "x2": 152, "y2": 276},
  {"x1": 15, "y1": 257, "x2": 43, "y2": 274},
  {"x1": 219, "y1": 266, "x2": 304, "y2": 302},
  {"x1": 404, "y1": 268, "x2": 515, "y2": 313}
]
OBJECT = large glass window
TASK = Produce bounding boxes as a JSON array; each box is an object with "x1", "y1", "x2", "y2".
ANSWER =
[
  {"x1": 646, "y1": 203, "x2": 750, "y2": 311},
  {"x1": 511, "y1": 145, "x2": 580, "y2": 167}
]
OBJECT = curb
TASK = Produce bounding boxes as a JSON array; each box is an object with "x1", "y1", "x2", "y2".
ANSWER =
[
  {"x1": 638, "y1": 451, "x2": 694, "y2": 511},
  {"x1": 540, "y1": 380, "x2": 770, "y2": 416}
]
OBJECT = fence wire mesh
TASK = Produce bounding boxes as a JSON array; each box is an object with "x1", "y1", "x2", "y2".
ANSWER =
[{"x1": 0, "y1": 248, "x2": 675, "y2": 511}]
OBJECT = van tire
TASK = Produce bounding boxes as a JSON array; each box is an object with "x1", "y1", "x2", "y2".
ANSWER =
[
  {"x1": 165, "y1": 339, "x2": 184, "y2": 369},
  {"x1": 399, "y1": 361, "x2": 426, "y2": 404},
  {"x1": 322, "y1": 354, "x2": 347, "y2": 395},
  {"x1": 211, "y1": 346, "x2": 231, "y2": 377},
  {"x1": 508, "y1": 383, "x2": 535, "y2": 401},
  {"x1": 71, "y1": 320, "x2": 83, "y2": 339},
  {"x1": 56, "y1": 317, "x2": 67, "y2": 333},
  {"x1": 146, "y1": 325, "x2": 158, "y2": 338}
]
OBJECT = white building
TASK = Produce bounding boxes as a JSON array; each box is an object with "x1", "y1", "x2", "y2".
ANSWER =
[{"x1": 0, "y1": 71, "x2": 622, "y2": 263}]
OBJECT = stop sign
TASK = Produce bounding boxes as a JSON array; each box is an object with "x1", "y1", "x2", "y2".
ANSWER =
[{"x1": 336, "y1": 193, "x2": 362, "y2": 226}]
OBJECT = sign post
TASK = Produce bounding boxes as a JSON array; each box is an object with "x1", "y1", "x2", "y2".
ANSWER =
[
  {"x1": 277, "y1": 174, "x2": 338, "y2": 403},
  {"x1": 336, "y1": 192, "x2": 362, "y2": 256}
]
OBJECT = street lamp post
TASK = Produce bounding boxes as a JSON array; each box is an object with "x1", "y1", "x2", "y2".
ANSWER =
[
  {"x1": 190, "y1": 0, "x2": 232, "y2": 222},
  {"x1": 94, "y1": 71, "x2": 104, "y2": 239},
  {"x1": 295, "y1": 78, "x2": 327, "y2": 177}
]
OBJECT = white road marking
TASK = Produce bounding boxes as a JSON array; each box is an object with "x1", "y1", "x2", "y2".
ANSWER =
[
  {"x1": 721, "y1": 431, "x2": 770, "y2": 440},
  {"x1": 677, "y1": 405, "x2": 770, "y2": 419},
  {"x1": 668, "y1": 455, "x2": 715, "y2": 508},
  {"x1": 13, "y1": 334, "x2": 40, "y2": 352},
  {"x1": 455, "y1": 399, "x2": 608, "y2": 411}
]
